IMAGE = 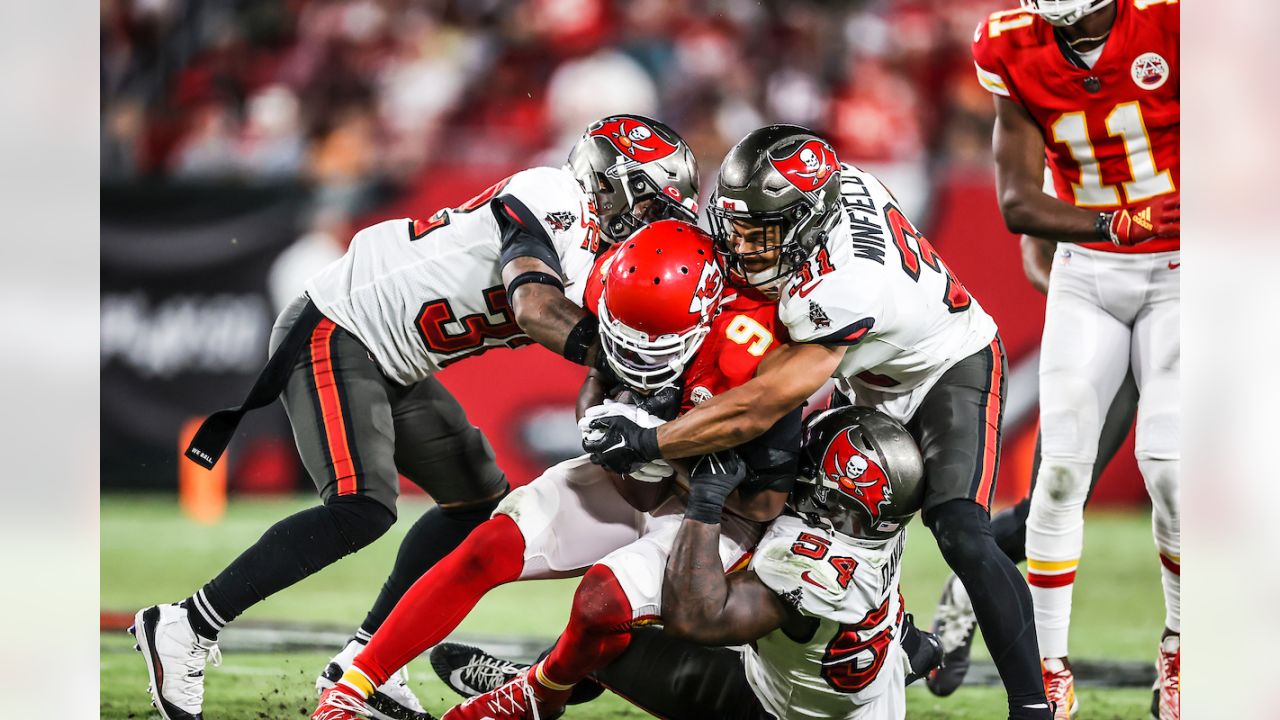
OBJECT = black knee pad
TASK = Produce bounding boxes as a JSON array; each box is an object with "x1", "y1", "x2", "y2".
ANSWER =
[
  {"x1": 325, "y1": 494, "x2": 396, "y2": 553},
  {"x1": 926, "y1": 499, "x2": 994, "y2": 571}
]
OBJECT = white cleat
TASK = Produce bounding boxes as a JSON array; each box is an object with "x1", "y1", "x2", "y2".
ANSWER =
[
  {"x1": 317, "y1": 637, "x2": 431, "y2": 720},
  {"x1": 130, "y1": 604, "x2": 221, "y2": 720}
]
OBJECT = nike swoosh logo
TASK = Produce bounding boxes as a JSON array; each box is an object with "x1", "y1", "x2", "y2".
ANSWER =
[
  {"x1": 1167, "y1": 262, "x2": 1180, "y2": 270},
  {"x1": 449, "y1": 667, "x2": 478, "y2": 693},
  {"x1": 601, "y1": 439, "x2": 626, "y2": 454},
  {"x1": 801, "y1": 571, "x2": 828, "y2": 590},
  {"x1": 797, "y1": 279, "x2": 823, "y2": 298}
]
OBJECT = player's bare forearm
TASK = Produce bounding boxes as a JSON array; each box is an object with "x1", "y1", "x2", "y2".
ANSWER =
[
  {"x1": 576, "y1": 368, "x2": 609, "y2": 421},
  {"x1": 662, "y1": 518, "x2": 786, "y2": 645},
  {"x1": 993, "y1": 96, "x2": 1102, "y2": 243},
  {"x1": 1020, "y1": 235, "x2": 1055, "y2": 295},
  {"x1": 610, "y1": 472, "x2": 674, "y2": 513},
  {"x1": 655, "y1": 342, "x2": 843, "y2": 459},
  {"x1": 722, "y1": 487, "x2": 788, "y2": 523},
  {"x1": 504, "y1": 257, "x2": 600, "y2": 365}
]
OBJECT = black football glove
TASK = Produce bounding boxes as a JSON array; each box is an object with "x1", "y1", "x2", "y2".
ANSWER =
[
  {"x1": 636, "y1": 384, "x2": 683, "y2": 422},
  {"x1": 584, "y1": 414, "x2": 662, "y2": 474},
  {"x1": 686, "y1": 450, "x2": 749, "y2": 524}
]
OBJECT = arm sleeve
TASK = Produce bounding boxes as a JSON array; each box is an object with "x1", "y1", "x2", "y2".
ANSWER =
[
  {"x1": 495, "y1": 195, "x2": 564, "y2": 277},
  {"x1": 736, "y1": 406, "x2": 802, "y2": 493}
]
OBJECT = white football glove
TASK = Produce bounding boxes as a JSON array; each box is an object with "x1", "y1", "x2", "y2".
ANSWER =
[
  {"x1": 627, "y1": 458, "x2": 675, "y2": 484},
  {"x1": 578, "y1": 399, "x2": 666, "y2": 445},
  {"x1": 580, "y1": 400, "x2": 670, "y2": 483}
]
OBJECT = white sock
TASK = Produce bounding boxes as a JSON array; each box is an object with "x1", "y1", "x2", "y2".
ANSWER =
[{"x1": 1026, "y1": 459, "x2": 1092, "y2": 659}]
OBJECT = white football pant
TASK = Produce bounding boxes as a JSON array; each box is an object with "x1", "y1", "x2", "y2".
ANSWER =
[
  {"x1": 1027, "y1": 245, "x2": 1180, "y2": 658},
  {"x1": 494, "y1": 454, "x2": 761, "y2": 619}
]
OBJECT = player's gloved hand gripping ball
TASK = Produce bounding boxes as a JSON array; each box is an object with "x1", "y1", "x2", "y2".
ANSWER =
[
  {"x1": 685, "y1": 450, "x2": 750, "y2": 524},
  {"x1": 581, "y1": 399, "x2": 666, "y2": 475}
]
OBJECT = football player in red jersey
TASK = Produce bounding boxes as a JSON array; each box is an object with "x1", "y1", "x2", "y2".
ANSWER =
[
  {"x1": 312, "y1": 220, "x2": 803, "y2": 720},
  {"x1": 967, "y1": 1, "x2": 1180, "y2": 717}
]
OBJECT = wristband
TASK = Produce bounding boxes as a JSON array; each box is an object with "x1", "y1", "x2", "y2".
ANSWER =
[
  {"x1": 685, "y1": 482, "x2": 728, "y2": 524},
  {"x1": 1095, "y1": 211, "x2": 1115, "y2": 243},
  {"x1": 684, "y1": 451, "x2": 746, "y2": 524},
  {"x1": 507, "y1": 271, "x2": 564, "y2": 298},
  {"x1": 563, "y1": 314, "x2": 600, "y2": 366}
]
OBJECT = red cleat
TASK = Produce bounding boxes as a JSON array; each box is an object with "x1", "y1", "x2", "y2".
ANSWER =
[
  {"x1": 1154, "y1": 634, "x2": 1180, "y2": 720},
  {"x1": 1042, "y1": 658, "x2": 1078, "y2": 719},
  {"x1": 313, "y1": 684, "x2": 371, "y2": 720},
  {"x1": 442, "y1": 667, "x2": 568, "y2": 720}
]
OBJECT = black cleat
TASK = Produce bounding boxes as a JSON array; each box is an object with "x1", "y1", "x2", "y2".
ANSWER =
[
  {"x1": 429, "y1": 643, "x2": 604, "y2": 706},
  {"x1": 926, "y1": 575, "x2": 978, "y2": 696},
  {"x1": 430, "y1": 642, "x2": 529, "y2": 699}
]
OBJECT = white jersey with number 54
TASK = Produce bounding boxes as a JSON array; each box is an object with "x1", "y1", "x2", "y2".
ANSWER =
[
  {"x1": 745, "y1": 515, "x2": 908, "y2": 720},
  {"x1": 777, "y1": 164, "x2": 997, "y2": 423},
  {"x1": 304, "y1": 167, "x2": 603, "y2": 385}
]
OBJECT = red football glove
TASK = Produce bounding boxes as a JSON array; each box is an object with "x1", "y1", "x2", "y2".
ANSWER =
[{"x1": 1109, "y1": 194, "x2": 1180, "y2": 247}]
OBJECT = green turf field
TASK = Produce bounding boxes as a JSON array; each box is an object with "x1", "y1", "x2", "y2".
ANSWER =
[{"x1": 102, "y1": 494, "x2": 1162, "y2": 719}]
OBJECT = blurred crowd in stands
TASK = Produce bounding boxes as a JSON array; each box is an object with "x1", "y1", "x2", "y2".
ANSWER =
[{"x1": 102, "y1": 0, "x2": 1008, "y2": 224}]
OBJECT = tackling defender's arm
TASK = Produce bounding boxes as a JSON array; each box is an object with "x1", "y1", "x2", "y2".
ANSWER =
[
  {"x1": 662, "y1": 453, "x2": 790, "y2": 645},
  {"x1": 663, "y1": 520, "x2": 789, "y2": 645},
  {"x1": 655, "y1": 341, "x2": 845, "y2": 458},
  {"x1": 503, "y1": 256, "x2": 600, "y2": 367}
]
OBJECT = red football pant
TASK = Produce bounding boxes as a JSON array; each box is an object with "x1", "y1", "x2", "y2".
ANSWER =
[
  {"x1": 537, "y1": 564, "x2": 634, "y2": 691},
  {"x1": 351, "y1": 514, "x2": 525, "y2": 686}
]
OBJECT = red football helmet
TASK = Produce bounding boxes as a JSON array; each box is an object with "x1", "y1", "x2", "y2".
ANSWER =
[{"x1": 595, "y1": 220, "x2": 725, "y2": 391}]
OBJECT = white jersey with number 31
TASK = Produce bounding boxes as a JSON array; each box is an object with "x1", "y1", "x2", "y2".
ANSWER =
[
  {"x1": 304, "y1": 167, "x2": 602, "y2": 385},
  {"x1": 777, "y1": 164, "x2": 997, "y2": 423}
]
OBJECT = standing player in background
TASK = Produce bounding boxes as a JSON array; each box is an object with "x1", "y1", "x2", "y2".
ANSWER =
[
  {"x1": 971, "y1": 0, "x2": 1180, "y2": 717},
  {"x1": 132, "y1": 115, "x2": 699, "y2": 720}
]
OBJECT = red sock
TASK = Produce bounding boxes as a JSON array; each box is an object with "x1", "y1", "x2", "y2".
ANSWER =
[
  {"x1": 351, "y1": 514, "x2": 525, "y2": 686},
  {"x1": 537, "y1": 564, "x2": 634, "y2": 695}
]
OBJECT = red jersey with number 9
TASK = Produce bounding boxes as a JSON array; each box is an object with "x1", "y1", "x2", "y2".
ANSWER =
[
  {"x1": 584, "y1": 246, "x2": 787, "y2": 411},
  {"x1": 972, "y1": 0, "x2": 1179, "y2": 253}
]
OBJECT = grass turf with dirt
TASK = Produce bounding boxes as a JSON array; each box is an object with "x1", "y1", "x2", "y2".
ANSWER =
[{"x1": 102, "y1": 494, "x2": 1162, "y2": 719}]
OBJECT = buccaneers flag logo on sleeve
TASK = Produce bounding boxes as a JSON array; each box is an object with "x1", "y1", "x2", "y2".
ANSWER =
[
  {"x1": 590, "y1": 118, "x2": 680, "y2": 166},
  {"x1": 770, "y1": 139, "x2": 839, "y2": 200},
  {"x1": 820, "y1": 429, "x2": 892, "y2": 523}
]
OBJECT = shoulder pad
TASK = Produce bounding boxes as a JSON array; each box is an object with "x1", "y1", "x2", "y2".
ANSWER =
[
  {"x1": 779, "y1": 268, "x2": 881, "y2": 345},
  {"x1": 501, "y1": 167, "x2": 584, "y2": 217}
]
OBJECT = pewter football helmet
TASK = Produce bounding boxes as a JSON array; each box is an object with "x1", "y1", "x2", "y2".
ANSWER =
[
  {"x1": 567, "y1": 115, "x2": 699, "y2": 244},
  {"x1": 708, "y1": 125, "x2": 842, "y2": 291},
  {"x1": 789, "y1": 406, "x2": 925, "y2": 544}
]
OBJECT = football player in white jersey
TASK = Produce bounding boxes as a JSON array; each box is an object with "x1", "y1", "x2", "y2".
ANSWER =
[
  {"x1": 427, "y1": 406, "x2": 945, "y2": 720},
  {"x1": 130, "y1": 115, "x2": 699, "y2": 720},
  {"x1": 583, "y1": 125, "x2": 1055, "y2": 719}
]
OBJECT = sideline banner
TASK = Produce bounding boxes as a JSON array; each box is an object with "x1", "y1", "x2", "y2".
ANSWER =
[{"x1": 101, "y1": 183, "x2": 306, "y2": 489}]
